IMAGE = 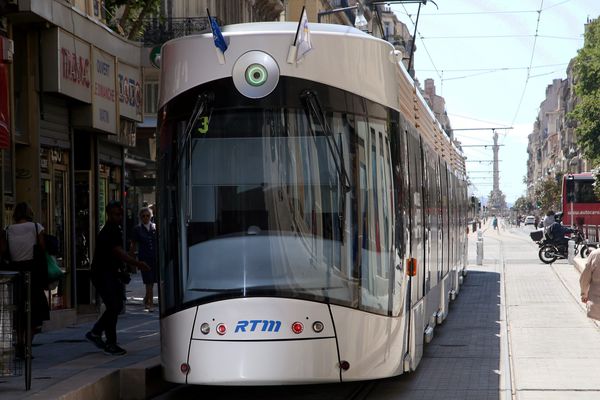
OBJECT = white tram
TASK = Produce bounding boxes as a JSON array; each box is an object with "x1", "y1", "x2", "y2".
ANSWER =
[{"x1": 157, "y1": 22, "x2": 469, "y2": 385}]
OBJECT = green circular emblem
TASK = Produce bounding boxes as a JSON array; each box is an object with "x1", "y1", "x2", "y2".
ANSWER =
[{"x1": 245, "y1": 64, "x2": 268, "y2": 87}]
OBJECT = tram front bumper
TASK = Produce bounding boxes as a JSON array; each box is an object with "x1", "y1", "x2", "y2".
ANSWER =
[
  {"x1": 161, "y1": 298, "x2": 341, "y2": 385},
  {"x1": 185, "y1": 337, "x2": 340, "y2": 385}
]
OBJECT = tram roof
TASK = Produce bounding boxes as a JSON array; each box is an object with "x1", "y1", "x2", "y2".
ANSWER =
[
  {"x1": 168, "y1": 21, "x2": 373, "y2": 42},
  {"x1": 158, "y1": 22, "x2": 465, "y2": 171},
  {"x1": 158, "y1": 22, "x2": 399, "y2": 109}
]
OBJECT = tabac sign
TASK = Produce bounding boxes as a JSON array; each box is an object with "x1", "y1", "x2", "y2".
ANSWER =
[{"x1": 42, "y1": 28, "x2": 92, "y2": 103}]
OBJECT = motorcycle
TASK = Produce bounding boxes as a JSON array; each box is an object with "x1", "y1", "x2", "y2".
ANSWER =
[{"x1": 530, "y1": 228, "x2": 597, "y2": 264}]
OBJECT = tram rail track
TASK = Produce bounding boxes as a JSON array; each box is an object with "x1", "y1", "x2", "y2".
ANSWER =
[
  {"x1": 481, "y1": 233, "x2": 516, "y2": 400},
  {"x1": 345, "y1": 381, "x2": 376, "y2": 400}
]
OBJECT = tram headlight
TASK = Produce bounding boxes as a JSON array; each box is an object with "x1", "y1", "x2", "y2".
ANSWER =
[
  {"x1": 200, "y1": 322, "x2": 210, "y2": 335},
  {"x1": 233, "y1": 51, "x2": 279, "y2": 99},
  {"x1": 312, "y1": 321, "x2": 324, "y2": 333}
]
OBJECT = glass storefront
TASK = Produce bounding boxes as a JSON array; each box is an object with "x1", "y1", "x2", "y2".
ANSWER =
[{"x1": 40, "y1": 148, "x2": 71, "y2": 310}]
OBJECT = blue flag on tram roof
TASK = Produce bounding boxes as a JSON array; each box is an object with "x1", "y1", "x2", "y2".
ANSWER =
[{"x1": 207, "y1": 9, "x2": 228, "y2": 54}]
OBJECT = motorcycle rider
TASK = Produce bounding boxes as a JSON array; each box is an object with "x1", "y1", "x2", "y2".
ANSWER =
[{"x1": 545, "y1": 219, "x2": 575, "y2": 249}]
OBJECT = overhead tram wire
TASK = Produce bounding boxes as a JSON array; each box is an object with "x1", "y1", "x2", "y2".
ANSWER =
[
  {"x1": 419, "y1": 63, "x2": 568, "y2": 73},
  {"x1": 542, "y1": 0, "x2": 572, "y2": 11},
  {"x1": 413, "y1": 10, "x2": 540, "y2": 16},
  {"x1": 433, "y1": 63, "x2": 570, "y2": 83},
  {"x1": 420, "y1": 34, "x2": 580, "y2": 40},
  {"x1": 510, "y1": 0, "x2": 545, "y2": 128},
  {"x1": 399, "y1": 3, "x2": 442, "y2": 82}
]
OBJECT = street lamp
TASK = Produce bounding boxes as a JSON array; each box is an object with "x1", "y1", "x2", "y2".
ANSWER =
[
  {"x1": 354, "y1": 3, "x2": 368, "y2": 31},
  {"x1": 317, "y1": 2, "x2": 368, "y2": 32}
]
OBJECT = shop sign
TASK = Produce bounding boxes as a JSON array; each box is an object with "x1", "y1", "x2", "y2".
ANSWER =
[
  {"x1": 40, "y1": 147, "x2": 66, "y2": 168},
  {"x1": 117, "y1": 62, "x2": 142, "y2": 122},
  {"x1": 50, "y1": 149, "x2": 65, "y2": 164},
  {"x1": 92, "y1": 47, "x2": 117, "y2": 134},
  {"x1": 40, "y1": 149, "x2": 49, "y2": 172},
  {"x1": 42, "y1": 28, "x2": 92, "y2": 103}
]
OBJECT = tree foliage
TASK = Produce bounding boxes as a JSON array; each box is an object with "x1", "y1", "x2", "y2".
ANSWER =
[
  {"x1": 571, "y1": 17, "x2": 600, "y2": 170},
  {"x1": 487, "y1": 190, "x2": 506, "y2": 211},
  {"x1": 512, "y1": 196, "x2": 533, "y2": 214},
  {"x1": 104, "y1": 0, "x2": 161, "y2": 40},
  {"x1": 533, "y1": 177, "x2": 561, "y2": 214}
]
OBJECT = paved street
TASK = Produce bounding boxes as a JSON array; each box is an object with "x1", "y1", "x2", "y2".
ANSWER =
[
  {"x1": 365, "y1": 221, "x2": 600, "y2": 400},
  {"x1": 0, "y1": 273, "x2": 160, "y2": 400},
  {"x1": 3, "y1": 220, "x2": 600, "y2": 400}
]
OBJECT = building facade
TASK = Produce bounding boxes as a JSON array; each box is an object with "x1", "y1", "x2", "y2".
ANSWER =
[
  {"x1": 2, "y1": 0, "x2": 142, "y2": 326},
  {"x1": 131, "y1": 0, "x2": 286, "y2": 238},
  {"x1": 526, "y1": 67, "x2": 590, "y2": 199}
]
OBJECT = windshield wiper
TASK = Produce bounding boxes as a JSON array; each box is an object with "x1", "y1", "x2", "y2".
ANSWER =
[
  {"x1": 175, "y1": 92, "x2": 214, "y2": 170},
  {"x1": 300, "y1": 90, "x2": 352, "y2": 193},
  {"x1": 173, "y1": 92, "x2": 214, "y2": 225}
]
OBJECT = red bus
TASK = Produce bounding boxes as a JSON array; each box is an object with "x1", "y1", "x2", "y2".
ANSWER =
[{"x1": 562, "y1": 173, "x2": 600, "y2": 227}]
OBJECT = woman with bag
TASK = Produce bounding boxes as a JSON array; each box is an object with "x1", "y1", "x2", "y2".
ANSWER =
[
  {"x1": 1, "y1": 202, "x2": 50, "y2": 353},
  {"x1": 580, "y1": 247, "x2": 600, "y2": 320}
]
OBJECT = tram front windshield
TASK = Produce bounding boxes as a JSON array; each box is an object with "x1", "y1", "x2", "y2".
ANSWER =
[{"x1": 161, "y1": 85, "x2": 394, "y2": 314}]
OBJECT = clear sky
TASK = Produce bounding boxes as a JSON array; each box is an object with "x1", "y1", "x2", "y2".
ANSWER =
[{"x1": 390, "y1": 0, "x2": 600, "y2": 204}]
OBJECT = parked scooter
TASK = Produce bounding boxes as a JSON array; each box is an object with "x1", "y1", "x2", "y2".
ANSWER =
[{"x1": 530, "y1": 226, "x2": 597, "y2": 264}]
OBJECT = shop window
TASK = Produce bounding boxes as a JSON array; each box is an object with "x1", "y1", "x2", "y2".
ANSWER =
[{"x1": 144, "y1": 81, "x2": 159, "y2": 115}]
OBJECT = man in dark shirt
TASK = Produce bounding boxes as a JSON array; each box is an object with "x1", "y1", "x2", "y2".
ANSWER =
[
  {"x1": 86, "y1": 200, "x2": 149, "y2": 355},
  {"x1": 547, "y1": 221, "x2": 575, "y2": 248}
]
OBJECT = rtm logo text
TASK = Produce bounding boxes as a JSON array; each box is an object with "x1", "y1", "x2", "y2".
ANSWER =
[{"x1": 235, "y1": 320, "x2": 281, "y2": 333}]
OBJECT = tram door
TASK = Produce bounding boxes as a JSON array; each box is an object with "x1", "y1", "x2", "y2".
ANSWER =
[{"x1": 407, "y1": 131, "x2": 424, "y2": 304}]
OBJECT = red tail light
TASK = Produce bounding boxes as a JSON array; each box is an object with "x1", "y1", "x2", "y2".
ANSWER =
[
  {"x1": 291, "y1": 322, "x2": 304, "y2": 334},
  {"x1": 216, "y1": 323, "x2": 227, "y2": 335}
]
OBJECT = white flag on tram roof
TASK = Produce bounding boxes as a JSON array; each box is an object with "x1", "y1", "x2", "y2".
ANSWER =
[{"x1": 287, "y1": 7, "x2": 313, "y2": 64}]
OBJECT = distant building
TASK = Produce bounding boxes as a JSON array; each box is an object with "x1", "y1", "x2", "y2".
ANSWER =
[
  {"x1": 526, "y1": 63, "x2": 590, "y2": 199},
  {"x1": 422, "y1": 79, "x2": 453, "y2": 139}
]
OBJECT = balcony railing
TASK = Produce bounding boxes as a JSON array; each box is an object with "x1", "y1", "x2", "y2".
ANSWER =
[{"x1": 141, "y1": 17, "x2": 211, "y2": 46}]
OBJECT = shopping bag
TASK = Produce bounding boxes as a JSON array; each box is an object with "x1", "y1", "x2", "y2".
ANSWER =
[{"x1": 47, "y1": 253, "x2": 64, "y2": 284}]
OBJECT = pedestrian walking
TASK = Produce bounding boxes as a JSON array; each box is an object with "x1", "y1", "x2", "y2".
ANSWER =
[
  {"x1": 1, "y1": 202, "x2": 49, "y2": 356},
  {"x1": 580, "y1": 247, "x2": 600, "y2": 320},
  {"x1": 86, "y1": 200, "x2": 149, "y2": 356},
  {"x1": 129, "y1": 206, "x2": 157, "y2": 312},
  {"x1": 492, "y1": 216, "x2": 498, "y2": 230}
]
